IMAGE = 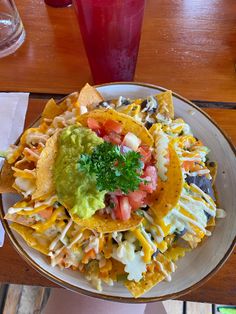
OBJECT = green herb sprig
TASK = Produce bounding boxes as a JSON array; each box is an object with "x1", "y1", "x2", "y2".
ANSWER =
[{"x1": 78, "y1": 142, "x2": 143, "y2": 194}]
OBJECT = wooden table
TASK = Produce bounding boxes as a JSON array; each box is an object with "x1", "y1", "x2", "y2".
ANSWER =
[
  {"x1": 0, "y1": 0, "x2": 235, "y2": 306},
  {"x1": 0, "y1": 0, "x2": 236, "y2": 102}
]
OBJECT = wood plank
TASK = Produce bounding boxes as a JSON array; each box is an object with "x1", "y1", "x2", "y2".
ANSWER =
[
  {"x1": 0, "y1": 0, "x2": 236, "y2": 101},
  {"x1": 186, "y1": 301, "x2": 212, "y2": 314},
  {"x1": 163, "y1": 300, "x2": 183, "y2": 314},
  {"x1": 3, "y1": 284, "x2": 23, "y2": 314},
  {"x1": 0, "y1": 284, "x2": 9, "y2": 313},
  {"x1": 17, "y1": 286, "x2": 50, "y2": 314}
]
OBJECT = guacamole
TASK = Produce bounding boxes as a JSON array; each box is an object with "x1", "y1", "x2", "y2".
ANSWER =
[{"x1": 53, "y1": 125, "x2": 106, "y2": 219}]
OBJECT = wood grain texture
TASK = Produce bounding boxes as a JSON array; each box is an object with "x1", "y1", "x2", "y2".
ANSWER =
[
  {"x1": 2, "y1": 284, "x2": 23, "y2": 314},
  {"x1": 0, "y1": 0, "x2": 236, "y2": 101},
  {"x1": 0, "y1": 98, "x2": 235, "y2": 305}
]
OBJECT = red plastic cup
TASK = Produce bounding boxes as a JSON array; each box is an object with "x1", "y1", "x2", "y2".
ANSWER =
[
  {"x1": 44, "y1": 0, "x2": 72, "y2": 7},
  {"x1": 73, "y1": 0, "x2": 145, "y2": 84}
]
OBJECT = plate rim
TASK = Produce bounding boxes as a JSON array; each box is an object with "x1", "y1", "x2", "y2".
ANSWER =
[{"x1": 0, "y1": 81, "x2": 235, "y2": 303}]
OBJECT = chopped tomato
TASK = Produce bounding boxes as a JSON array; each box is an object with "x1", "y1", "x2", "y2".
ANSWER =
[
  {"x1": 113, "y1": 200, "x2": 122, "y2": 220},
  {"x1": 107, "y1": 132, "x2": 122, "y2": 145},
  {"x1": 138, "y1": 145, "x2": 152, "y2": 163},
  {"x1": 102, "y1": 135, "x2": 111, "y2": 143},
  {"x1": 114, "y1": 196, "x2": 131, "y2": 221},
  {"x1": 38, "y1": 207, "x2": 53, "y2": 219},
  {"x1": 103, "y1": 119, "x2": 122, "y2": 134},
  {"x1": 128, "y1": 190, "x2": 147, "y2": 210},
  {"x1": 87, "y1": 118, "x2": 101, "y2": 131},
  {"x1": 118, "y1": 196, "x2": 131, "y2": 220},
  {"x1": 109, "y1": 195, "x2": 119, "y2": 208},
  {"x1": 140, "y1": 166, "x2": 157, "y2": 193}
]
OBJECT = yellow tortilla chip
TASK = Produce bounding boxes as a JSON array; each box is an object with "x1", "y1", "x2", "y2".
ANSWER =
[
  {"x1": 42, "y1": 92, "x2": 79, "y2": 121},
  {"x1": 206, "y1": 161, "x2": 218, "y2": 184},
  {"x1": 125, "y1": 254, "x2": 172, "y2": 298},
  {"x1": 156, "y1": 90, "x2": 174, "y2": 120},
  {"x1": 5, "y1": 212, "x2": 36, "y2": 227},
  {"x1": 207, "y1": 216, "x2": 215, "y2": 227},
  {"x1": 32, "y1": 131, "x2": 60, "y2": 200},
  {"x1": 10, "y1": 222, "x2": 50, "y2": 255},
  {"x1": 59, "y1": 92, "x2": 79, "y2": 108},
  {"x1": 182, "y1": 232, "x2": 202, "y2": 249},
  {"x1": 42, "y1": 98, "x2": 67, "y2": 120},
  {"x1": 164, "y1": 245, "x2": 190, "y2": 262},
  {"x1": 78, "y1": 83, "x2": 104, "y2": 109},
  {"x1": 0, "y1": 161, "x2": 16, "y2": 193},
  {"x1": 150, "y1": 144, "x2": 183, "y2": 220},
  {"x1": 72, "y1": 213, "x2": 143, "y2": 233},
  {"x1": 78, "y1": 109, "x2": 154, "y2": 147}
]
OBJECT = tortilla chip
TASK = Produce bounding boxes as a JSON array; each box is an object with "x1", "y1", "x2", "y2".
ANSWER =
[
  {"x1": 182, "y1": 232, "x2": 201, "y2": 249},
  {"x1": 78, "y1": 83, "x2": 104, "y2": 109},
  {"x1": 5, "y1": 212, "x2": 36, "y2": 227},
  {"x1": 72, "y1": 213, "x2": 143, "y2": 233},
  {"x1": 59, "y1": 92, "x2": 79, "y2": 108},
  {"x1": 4, "y1": 201, "x2": 51, "y2": 227},
  {"x1": 207, "y1": 216, "x2": 215, "y2": 227},
  {"x1": 150, "y1": 144, "x2": 183, "y2": 220},
  {"x1": 42, "y1": 98, "x2": 67, "y2": 120},
  {"x1": 32, "y1": 131, "x2": 60, "y2": 200},
  {"x1": 156, "y1": 90, "x2": 174, "y2": 120},
  {"x1": 206, "y1": 161, "x2": 218, "y2": 184},
  {"x1": 164, "y1": 245, "x2": 190, "y2": 262},
  {"x1": 10, "y1": 222, "x2": 50, "y2": 255},
  {"x1": 0, "y1": 161, "x2": 16, "y2": 193},
  {"x1": 125, "y1": 254, "x2": 172, "y2": 298},
  {"x1": 78, "y1": 109, "x2": 154, "y2": 147}
]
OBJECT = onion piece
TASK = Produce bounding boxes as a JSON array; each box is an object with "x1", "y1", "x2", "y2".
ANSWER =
[{"x1": 122, "y1": 132, "x2": 141, "y2": 151}]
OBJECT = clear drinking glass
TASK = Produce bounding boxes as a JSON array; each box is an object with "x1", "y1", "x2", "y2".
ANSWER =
[
  {"x1": 73, "y1": 0, "x2": 146, "y2": 84},
  {"x1": 0, "y1": 0, "x2": 25, "y2": 58}
]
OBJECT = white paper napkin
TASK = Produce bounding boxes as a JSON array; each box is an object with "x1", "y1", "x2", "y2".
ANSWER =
[{"x1": 0, "y1": 92, "x2": 29, "y2": 246}]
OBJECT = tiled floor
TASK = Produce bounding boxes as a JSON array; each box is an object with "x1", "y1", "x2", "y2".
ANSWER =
[{"x1": 0, "y1": 284, "x2": 235, "y2": 314}]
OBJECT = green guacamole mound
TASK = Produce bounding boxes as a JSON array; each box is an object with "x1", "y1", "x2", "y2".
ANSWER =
[{"x1": 53, "y1": 125, "x2": 106, "y2": 219}]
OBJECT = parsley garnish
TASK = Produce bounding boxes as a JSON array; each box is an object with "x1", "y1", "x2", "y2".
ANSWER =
[{"x1": 78, "y1": 142, "x2": 143, "y2": 194}]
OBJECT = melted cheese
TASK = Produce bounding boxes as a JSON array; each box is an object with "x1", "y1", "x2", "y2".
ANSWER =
[
  {"x1": 112, "y1": 241, "x2": 146, "y2": 282},
  {"x1": 14, "y1": 177, "x2": 36, "y2": 197},
  {"x1": 156, "y1": 261, "x2": 172, "y2": 282},
  {"x1": 132, "y1": 228, "x2": 154, "y2": 263},
  {"x1": 153, "y1": 130, "x2": 169, "y2": 181},
  {"x1": 31, "y1": 207, "x2": 65, "y2": 233},
  {"x1": 49, "y1": 219, "x2": 73, "y2": 251}
]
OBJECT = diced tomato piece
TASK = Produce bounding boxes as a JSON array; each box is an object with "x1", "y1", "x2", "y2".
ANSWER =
[
  {"x1": 118, "y1": 196, "x2": 131, "y2": 220},
  {"x1": 109, "y1": 194, "x2": 119, "y2": 208},
  {"x1": 107, "y1": 132, "x2": 122, "y2": 145},
  {"x1": 114, "y1": 206, "x2": 123, "y2": 220},
  {"x1": 38, "y1": 207, "x2": 53, "y2": 219},
  {"x1": 87, "y1": 118, "x2": 101, "y2": 131},
  {"x1": 103, "y1": 119, "x2": 122, "y2": 134},
  {"x1": 102, "y1": 135, "x2": 111, "y2": 143},
  {"x1": 112, "y1": 196, "x2": 122, "y2": 220},
  {"x1": 140, "y1": 179, "x2": 153, "y2": 193},
  {"x1": 128, "y1": 190, "x2": 147, "y2": 210},
  {"x1": 122, "y1": 132, "x2": 141, "y2": 151},
  {"x1": 140, "y1": 166, "x2": 158, "y2": 193},
  {"x1": 138, "y1": 145, "x2": 152, "y2": 163}
]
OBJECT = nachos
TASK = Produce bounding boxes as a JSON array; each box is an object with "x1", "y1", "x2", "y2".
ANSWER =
[{"x1": 0, "y1": 84, "x2": 225, "y2": 297}]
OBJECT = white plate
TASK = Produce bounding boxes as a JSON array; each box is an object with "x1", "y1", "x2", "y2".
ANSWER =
[{"x1": 1, "y1": 82, "x2": 236, "y2": 303}]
